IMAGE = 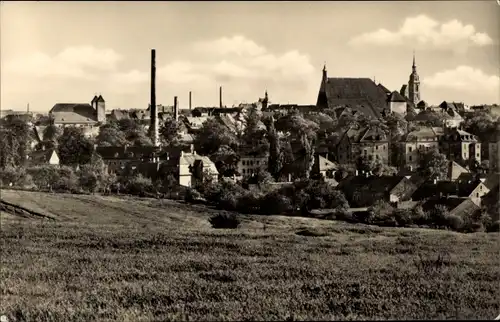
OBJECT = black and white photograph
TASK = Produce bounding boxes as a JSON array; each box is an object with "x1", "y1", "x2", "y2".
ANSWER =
[{"x1": 1, "y1": 1, "x2": 499, "y2": 320}]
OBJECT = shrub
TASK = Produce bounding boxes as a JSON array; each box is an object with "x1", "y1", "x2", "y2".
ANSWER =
[
  {"x1": 486, "y1": 220, "x2": 500, "y2": 233},
  {"x1": 53, "y1": 166, "x2": 79, "y2": 193},
  {"x1": 185, "y1": 188, "x2": 205, "y2": 204},
  {"x1": 236, "y1": 193, "x2": 261, "y2": 214},
  {"x1": 209, "y1": 213, "x2": 241, "y2": 229},
  {"x1": 443, "y1": 214, "x2": 464, "y2": 231},
  {"x1": 125, "y1": 174, "x2": 153, "y2": 195},
  {"x1": 0, "y1": 166, "x2": 28, "y2": 187},
  {"x1": 393, "y1": 209, "x2": 413, "y2": 227},
  {"x1": 27, "y1": 165, "x2": 60, "y2": 190},
  {"x1": 260, "y1": 191, "x2": 294, "y2": 215}
]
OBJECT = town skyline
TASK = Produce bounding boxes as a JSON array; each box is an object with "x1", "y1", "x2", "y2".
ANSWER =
[{"x1": 1, "y1": 1, "x2": 499, "y2": 112}]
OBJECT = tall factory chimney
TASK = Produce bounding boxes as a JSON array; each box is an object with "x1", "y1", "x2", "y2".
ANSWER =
[
  {"x1": 219, "y1": 86, "x2": 223, "y2": 108},
  {"x1": 150, "y1": 49, "x2": 159, "y2": 147},
  {"x1": 189, "y1": 91, "x2": 192, "y2": 110},
  {"x1": 174, "y1": 96, "x2": 179, "y2": 122}
]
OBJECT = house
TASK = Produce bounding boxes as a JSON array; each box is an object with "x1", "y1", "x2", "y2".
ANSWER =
[
  {"x1": 50, "y1": 94, "x2": 106, "y2": 127},
  {"x1": 446, "y1": 161, "x2": 470, "y2": 181},
  {"x1": 421, "y1": 197, "x2": 481, "y2": 218},
  {"x1": 440, "y1": 128, "x2": 481, "y2": 164},
  {"x1": 28, "y1": 148, "x2": 60, "y2": 166},
  {"x1": 237, "y1": 152, "x2": 269, "y2": 178},
  {"x1": 411, "y1": 179, "x2": 490, "y2": 206},
  {"x1": 336, "y1": 175, "x2": 418, "y2": 207},
  {"x1": 387, "y1": 91, "x2": 407, "y2": 114},
  {"x1": 400, "y1": 127, "x2": 441, "y2": 169},
  {"x1": 178, "y1": 151, "x2": 218, "y2": 188},
  {"x1": 336, "y1": 126, "x2": 389, "y2": 166},
  {"x1": 95, "y1": 145, "x2": 161, "y2": 173},
  {"x1": 312, "y1": 155, "x2": 338, "y2": 179},
  {"x1": 316, "y1": 65, "x2": 390, "y2": 118}
]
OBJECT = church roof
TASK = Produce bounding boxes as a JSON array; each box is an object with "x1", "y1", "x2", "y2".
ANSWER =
[
  {"x1": 49, "y1": 103, "x2": 98, "y2": 124},
  {"x1": 319, "y1": 78, "x2": 389, "y2": 119}
]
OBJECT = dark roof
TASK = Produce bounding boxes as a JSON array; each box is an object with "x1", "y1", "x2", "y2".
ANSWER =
[
  {"x1": 412, "y1": 180, "x2": 483, "y2": 200},
  {"x1": 91, "y1": 96, "x2": 98, "y2": 104},
  {"x1": 388, "y1": 91, "x2": 406, "y2": 103},
  {"x1": 378, "y1": 83, "x2": 392, "y2": 95},
  {"x1": 50, "y1": 103, "x2": 97, "y2": 123},
  {"x1": 337, "y1": 175, "x2": 414, "y2": 199},
  {"x1": 340, "y1": 126, "x2": 388, "y2": 144},
  {"x1": 97, "y1": 95, "x2": 105, "y2": 103},
  {"x1": 109, "y1": 109, "x2": 131, "y2": 121},
  {"x1": 318, "y1": 78, "x2": 389, "y2": 118},
  {"x1": 421, "y1": 197, "x2": 477, "y2": 217},
  {"x1": 29, "y1": 149, "x2": 58, "y2": 164}
]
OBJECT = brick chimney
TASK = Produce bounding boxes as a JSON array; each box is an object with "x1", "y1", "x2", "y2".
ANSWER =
[
  {"x1": 150, "y1": 49, "x2": 159, "y2": 147},
  {"x1": 174, "y1": 96, "x2": 179, "y2": 122},
  {"x1": 219, "y1": 86, "x2": 223, "y2": 108},
  {"x1": 189, "y1": 91, "x2": 192, "y2": 110}
]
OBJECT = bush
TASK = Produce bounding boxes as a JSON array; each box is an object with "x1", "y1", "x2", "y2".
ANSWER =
[
  {"x1": 124, "y1": 174, "x2": 153, "y2": 195},
  {"x1": 53, "y1": 166, "x2": 79, "y2": 193},
  {"x1": 0, "y1": 166, "x2": 28, "y2": 187},
  {"x1": 236, "y1": 193, "x2": 261, "y2": 214},
  {"x1": 209, "y1": 213, "x2": 241, "y2": 229},
  {"x1": 185, "y1": 188, "x2": 205, "y2": 204},
  {"x1": 260, "y1": 191, "x2": 294, "y2": 215},
  {"x1": 443, "y1": 214, "x2": 464, "y2": 231},
  {"x1": 486, "y1": 220, "x2": 500, "y2": 233}
]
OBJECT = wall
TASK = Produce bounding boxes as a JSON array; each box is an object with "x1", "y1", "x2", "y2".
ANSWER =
[
  {"x1": 49, "y1": 152, "x2": 60, "y2": 165},
  {"x1": 390, "y1": 102, "x2": 406, "y2": 115},
  {"x1": 403, "y1": 141, "x2": 439, "y2": 167},
  {"x1": 237, "y1": 156, "x2": 268, "y2": 176}
]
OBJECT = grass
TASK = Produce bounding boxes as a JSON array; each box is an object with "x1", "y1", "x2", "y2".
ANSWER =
[{"x1": 1, "y1": 189, "x2": 499, "y2": 321}]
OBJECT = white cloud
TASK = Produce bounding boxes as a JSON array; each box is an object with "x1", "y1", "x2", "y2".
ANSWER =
[
  {"x1": 423, "y1": 66, "x2": 500, "y2": 93},
  {"x1": 4, "y1": 46, "x2": 123, "y2": 79},
  {"x1": 108, "y1": 69, "x2": 148, "y2": 84},
  {"x1": 193, "y1": 35, "x2": 266, "y2": 56},
  {"x1": 349, "y1": 15, "x2": 493, "y2": 48}
]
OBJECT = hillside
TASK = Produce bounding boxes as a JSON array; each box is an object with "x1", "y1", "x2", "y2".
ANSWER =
[{"x1": 1, "y1": 190, "x2": 499, "y2": 321}]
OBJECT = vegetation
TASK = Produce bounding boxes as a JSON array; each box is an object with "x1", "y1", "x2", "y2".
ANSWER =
[{"x1": 0, "y1": 190, "x2": 499, "y2": 320}]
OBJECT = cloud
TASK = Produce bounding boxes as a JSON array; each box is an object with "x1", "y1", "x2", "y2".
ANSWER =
[
  {"x1": 4, "y1": 46, "x2": 123, "y2": 79},
  {"x1": 193, "y1": 35, "x2": 266, "y2": 56},
  {"x1": 423, "y1": 66, "x2": 500, "y2": 93},
  {"x1": 349, "y1": 15, "x2": 493, "y2": 48},
  {"x1": 159, "y1": 36, "x2": 315, "y2": 84}
]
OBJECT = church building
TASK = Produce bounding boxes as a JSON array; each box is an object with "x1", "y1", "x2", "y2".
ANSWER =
[{"x1": 400, "y1": 52, "x2": 422, "y2": 108}]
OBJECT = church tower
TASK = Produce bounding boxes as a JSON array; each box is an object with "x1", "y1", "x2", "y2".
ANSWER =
[{"x1": 408, "y1": 51, "x2": 421, "y2": 106}]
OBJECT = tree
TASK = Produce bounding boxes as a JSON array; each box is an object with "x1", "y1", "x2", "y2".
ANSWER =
[
  {"x1": 117, "y1": 119, "x2": 152, "y2": 146},
  {"x1": 159, "y1": 118, "x2": 182, "y2": 147},
  {"x1": 78, "y1": 153, "x2": 110, "y2": 193},
  {"x1": 305, "y1": 113, "x2": 337, "y2": 132},
  {"x1": 241, "y1": 108, "x2": 269, "y2": 155},
  {"x1": 96, "y1": 122, "x2": 128, "y2": 147},
  {"x1": 462, "y1": 110, "x2": 498, "y2": 143},
  {"x1": 194, "y1": 118, "x2": 239, "y2": 156},
  {"x1": 57, "y1": 127, "x2": 95, "y2": 166},
  {"x1": 264, "y1": 116, "x2": 282, "y2": 180},
  {"x1": 418, "y1": 148, "x2": 448, "y2": 180},
  {"x1": 0, "y1": 118, "x2": 31, "y2": 168},
  {"x1": 384, "y1": 112, "x2": 408, "y2": 139},
  {"x1": 211, "y1": 145, "x2": 240, "y2": 177},
  {"x1": 42, "y1": 124, "x2": 62, "y2": 143}
]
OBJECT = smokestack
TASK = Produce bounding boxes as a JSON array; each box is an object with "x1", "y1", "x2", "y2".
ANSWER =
[
  {"x1": 150, "y1": 49, "x2": 159, "y2": 147},
  {"x1": 219, "y1": 86, "x2": 223, "y2": 108},
  {"x1": 189, "y1": 91, "x2": 192, "y2": 110},
  {"x1": 174, "y1": 96, "x2": 179, "y2": 122},
  {"x1": 27, "y1": 103, "x2": 30, "y2": 113}
]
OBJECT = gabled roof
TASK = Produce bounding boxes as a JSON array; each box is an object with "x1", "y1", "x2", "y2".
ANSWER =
[
  {"x1": 50, "y1": 103, "x2": 97, "y2": 123},
  {"x1": 388, "y1": 91, "x2": 406, "y2": 103},
  {"x1": 316, "y1": 155, "x2": 338, "y2": 172},
  {"x1": 29, "y1": 149, "x2": 58, "y2": 164},
  {"x1": 421, "y1": 197, "x2": 479, "y2": 217},
  {"x1": 412, "y1": 180, "x2": 484, "y2": 200},
  {"x1": 378, "y1": 83, "x2": 392, "y2": 95},
  {"x1": 179, "y1": 152, "x2": 218, "y2": 174},
  {"x1": 110, "y1": 109, "x2": 131, "y2": 121},
  {"x1": 447, "y1": 161, "x2": 469, "y2": 180},
  {"x1": 483, "y1": 173, "x2": 500, "y2": 190},
  {"x1": 405, "y1": 127, "x2": 440, "y2": 141},
  {"x1": 337, "y1": 175, "x2": 415, "y2": 200},
  {"x1": 412, "y1": 109, "x2": 452, "y2": 122},
  {"x1": 96, "y1": 95, "x2": 105, "y2": 103},
  {"x1": 319, "y1": 78, "x2": 389, "y2": 118}
]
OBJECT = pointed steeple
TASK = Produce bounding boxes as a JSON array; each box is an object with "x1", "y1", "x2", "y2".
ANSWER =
[
  {"x1": 322, "y1": 62, "x2": 327, "y2": 84},
  {"x1": 412, "y1": 50, "x2": 417, "y2": 72}
]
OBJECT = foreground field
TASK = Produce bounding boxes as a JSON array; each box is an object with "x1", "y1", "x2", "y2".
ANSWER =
[{"x1": 1, "y1": 190, "x2": 499, "y2": 321}]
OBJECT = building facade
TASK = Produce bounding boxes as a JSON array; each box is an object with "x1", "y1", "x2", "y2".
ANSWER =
[{"x1": 336, "y1": 126, "x2": 389, "y2": 166}]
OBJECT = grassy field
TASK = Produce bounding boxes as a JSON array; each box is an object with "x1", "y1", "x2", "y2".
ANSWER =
[{"x1": 1, "y1": 189, "x2": 499, "y2": 321}]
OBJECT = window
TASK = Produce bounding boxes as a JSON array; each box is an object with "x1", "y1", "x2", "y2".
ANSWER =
[
  {"x1": 383, "y1": 145, "x2": 386, "y2": 150},
  {"x1": 376, "y1": 155, "x2": 379, "y2": 160},
  {"x1": 476, "y1": 193, "x2": 479, "y2": 198},
  {"x1": 364, "y1": 149, "x2": 367, "y2": 155},
  {"x1": 476, "y1": 153, "x2": 480, "y2": 158},
  {"x1": 242, "y1": 160, "x2": 246, "y2": 166},
  {"x1": 376, "y1": 146, "x2": 378, "y2": 150},
  {"x1": 409, "y1": 156, "x2": 412, "y2": 161},
  {"x1": 409, "y1": 147, "x2": 412, "y2": 152},
  {"x1": 480, "y1": 185, "x2": 482, "y2": 190}
]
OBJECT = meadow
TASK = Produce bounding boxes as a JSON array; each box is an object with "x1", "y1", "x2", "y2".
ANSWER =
[{"x1": 1, "y1": 189, "x2": 499, "y2": 321}]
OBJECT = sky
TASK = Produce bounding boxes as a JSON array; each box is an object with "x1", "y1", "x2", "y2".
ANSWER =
[{"x1": 1, "y1": 1, "x2": 499, "y2": 112}]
